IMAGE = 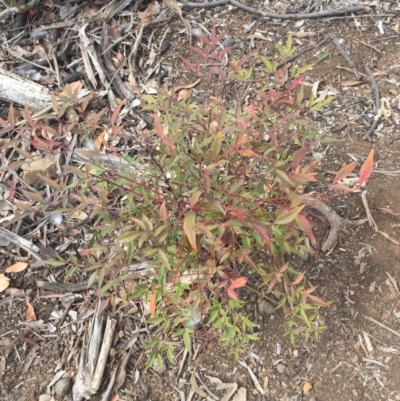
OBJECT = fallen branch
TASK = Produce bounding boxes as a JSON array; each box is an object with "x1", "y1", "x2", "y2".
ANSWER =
[
  {"x1": 302, "y1": 197, "x2": 367, "y2": 252},
  {"x1": 332, "y1": 36, "x2": 361, "y2": 80},
  {"x1": 363, "y1": 65, "x2": 380, "y2": 141},
  {"x1": 182, "y1": 2, "x2": 371, "y2": 20},
  {"x1": 0, "y1": 227, "x2": 43, "y2": 262}
]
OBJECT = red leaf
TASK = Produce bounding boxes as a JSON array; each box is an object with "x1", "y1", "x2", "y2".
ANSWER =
[
  {"x1": 290, "y1": 173, "x2": 318, "y2": 183},
  {"x1": 228, "y1": 210, "x2": 247, "y2": 222},
  {"x1": 292, "y1": 143, "x2": 311, "y2": 170},
  {"x1": 227, "y1": 288, "x2": 238, "y2": 300},
  {"x1": 359, "y1": 148, "x2": 374, "y2": 187},
  {"x1": 249, "y1": 103, "x2": 255, "y2": 116},
  {"x1": 379, "y1": 207, "x2": 400, "y2": 216},
  {"x1": 229, "y1": 277, "x2": 248, "y2": 289},
  {"x1": 289, "y1": 77, "x2": 305, "y2": 91},
  {"x1": 252, "y1": 224, "x2": 271, "y2": 246},
  {"x1": 111, "y1": 99, "x2": 126, "y2": 127},
  {"x1": 331, "y1": 162, "x2": 357, "y2": 185},
  {"x1": 291, "y1": 271, "x2": 305, "y2": 286},
  {"x1": 25, "y1": 300, "x2": 37, "y2": 321},
  {"x1": 295, "y1": 215, "x2": 316, "y2": 245},
  {"x1": 306, "y1": 293, "x2": 330, "y2": 307}
]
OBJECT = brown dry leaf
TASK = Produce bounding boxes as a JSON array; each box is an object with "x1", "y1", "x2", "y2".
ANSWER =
[
  {"x1": 177, "y1": 88, "x2": 192, "y2": 101},
  {"x1": 87, "y1": 0, "x2": 101, "y2": 12},
  {"x1": 190, "y1": 374, "x2": 207, "y2": 398},
  {"x1": 108, "y1": 26, "x2": 119, "y2": 40},
  {"x1": 138, "y1": 1, "x2": 160, "y2": 25},
  {"x1": 303, "y1": 382, "x2": 313, "y2": 394},
  {"x1": 138, "y1": 11, "x2": 153, "y2": 25},
  {"x1": 162, "y1": 0, "x2": 182, "y2": 18},
  {"x1": 32, "y1": 44, "x2": 47, "y2": 57},
  {"x1": 173, "y1": 78, "x2": 201, "y2": 93},
  {"x1": 25, "y1": 300, "x2": 37, "y2": 320},
  {"x1": 380, "y1": 97, "x2": 392, "y2": 118},
  {"x1": 6, "y1": 288, "x2": 25, "y2": 297},
  {"x1": 42, "y1": 11, "x2": 56, "y2": 24},
  {"x1": 0, "y1": 274, "x2": 10, "y2": 293},
  {"x1": 274, "y1": 64, "x2": 288, "y2": 87},
  {"x1": 340, "y1": 80, "x2": 364, "y2": 86},
  {"x1": 114, "y1": 52, "x2": 125, "y2": 67},
  {"x1": 94, "y1": 129, "x2": 108, "y2": 151},
  {"x1": 312, "y1": 87, "x2": 329, "y2": 105},
  {"x1": 311, "y1": 80, "x2": 320, "y2": 97},
  {"x1": 21, "y1": 156, "x2": 58, "y2": 186},
  {"x1": 147, "y1": 1, "x2": 160, "y2": 14},
  {"x1": 5, "y1": 262, "x2": 28, "y2": 273},
  {"x1": 40, "y1": 75, "x2": 55, "y2": 85}
]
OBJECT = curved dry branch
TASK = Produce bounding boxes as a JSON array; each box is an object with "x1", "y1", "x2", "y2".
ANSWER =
[
  {"x1": 183, "y1": 2, "x2": 371, "y2": 20},
  {"x1": 302, "y1": 197, "x2": 367, "y2": 252}
]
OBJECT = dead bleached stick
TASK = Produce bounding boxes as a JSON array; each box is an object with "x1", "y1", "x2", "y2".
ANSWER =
[
  {"x1": 364, "y1": 316, "x2": 400, "y2": 339},
  {"x1": 73, "y1": 310, "x2": 117, "y2": 400}
]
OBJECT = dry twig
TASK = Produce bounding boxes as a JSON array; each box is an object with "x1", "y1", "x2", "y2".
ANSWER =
[
  {"x1": 332, "y1": 36, "x2": 361, "y2": 80},
  {"x1": 364, "y1": 65, "x2": 380, "y2": 141}
]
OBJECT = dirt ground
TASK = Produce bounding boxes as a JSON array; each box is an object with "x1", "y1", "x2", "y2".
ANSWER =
[{"x1": 1, "y1": 1, "x2": 400, "y2": 401}]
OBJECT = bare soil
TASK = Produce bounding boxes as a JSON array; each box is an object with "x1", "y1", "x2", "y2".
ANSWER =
[{"x1": 1, "y1": 2, "x2": 400, "y2": 401}]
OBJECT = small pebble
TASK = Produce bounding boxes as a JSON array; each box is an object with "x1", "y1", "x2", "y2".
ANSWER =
[
  {"x1": 276, "y1": 363, "x2": 286, "y2": 374},
  {"x1": 55, "y1": 377, "x2": 72, "y2": 398},
  {"x1": 152, "y1": 358, "x2": 167, "y2": 375},
  {"x1": 298, "y1": 248, "x2": 308, "y2": 261},
  {"x1": 257, "y1": 299, "x2": 275, "y2": 315},
  {"x1": 38, "y1": 395, "x2": 52, "y2": 401}
]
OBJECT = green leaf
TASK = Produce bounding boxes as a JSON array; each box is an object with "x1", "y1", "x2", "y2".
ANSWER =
[
  {"x1": 311, "y1": 96, "x2": 335, "y2": 112},
  {"x1": 44, "y1": 259, "x2": 66, "y2": 267},
  {"x1": 276, "y1": 295, "x2": 287, "y2": 309},
  {"x1": 294, "y1": 63, "x2": 314, "y2": 77},
  {"x1": 275, "y1": 205, "x2": 305, "y2": 225},
  {"x1": 118, "y1": 231, "x2": 141, "y2": 243},
  {"x1": 261, "y1": 57, "x2": 277, "y2": 73},
  {"x1": 211, "y1": 131, "x2": 222, "y2": 158},
  {"x1": 286, "y1": 32, "x2": 293, "y2": 53},
  {"x1": 158, "y1": 249, "x2": 171, "y2": 270},
  {"x1": 183, "y1": 211, "x2": 197, "y2": 252},
  {"x1": 189, "y1": 190, "x2": 202, "y2": 208},
  {"x1": 316, "y1": 50, "x2": 331, "y2": 64},
  {"x1": 183, "y1": 328, "x2": 192, "y2": 354},
  {"x1": 299, "y1": 308, "x2": 311, "y2": 328},
  {"x1": 128, "y1": 286, "x2": 148, "y2": 299}
]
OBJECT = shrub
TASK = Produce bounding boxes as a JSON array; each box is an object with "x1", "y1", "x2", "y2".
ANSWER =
[{"x1": 2, "y1": 27, "x2": 337, "y2": 367}]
